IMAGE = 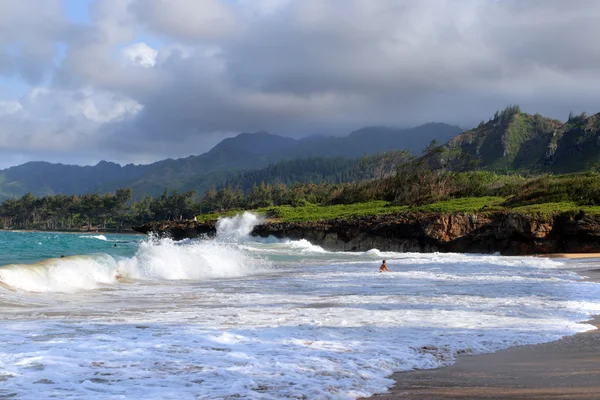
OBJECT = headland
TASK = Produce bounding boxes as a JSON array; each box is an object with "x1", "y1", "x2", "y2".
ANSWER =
[{"x1": 134, "y1": 210, "x2": 600, "y2": 255}]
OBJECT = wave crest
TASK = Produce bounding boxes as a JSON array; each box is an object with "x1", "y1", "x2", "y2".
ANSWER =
[
  {"x1": 117, "y1": 236, "x2": 269, "y2": 280},
  {"x1": 216, "y1": 212, "x2": 264, "y2": 241},
  {"x1": 0, "y1": 254, "x2": 119, "y2": 293}
]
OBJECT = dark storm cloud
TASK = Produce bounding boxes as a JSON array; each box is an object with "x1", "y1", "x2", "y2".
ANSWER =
[
  {"x1": 120, "y1": 0, "x2": 600, "y2": 147},
  {"x1": 1, "y1": 0, "x2": 600, "y2": 167}
]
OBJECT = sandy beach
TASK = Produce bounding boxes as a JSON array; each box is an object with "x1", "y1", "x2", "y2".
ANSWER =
[
  {"x1": 542, "y1": 253, "x2": 600, "y2": 259},
  {"x1": 365, "y1": 266, "x2": 600, "y2": 400}
]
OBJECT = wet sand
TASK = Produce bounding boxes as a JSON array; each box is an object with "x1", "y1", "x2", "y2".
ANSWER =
[
  {"x1": 542, "y1": 253, "x2": 600, "y2": 259},
  {"x1": 365, "y1": 268, "x2": 600, "y2": 400}
]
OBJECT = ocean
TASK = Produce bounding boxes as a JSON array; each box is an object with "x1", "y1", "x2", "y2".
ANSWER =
[{"x1": 1, "y1": 212, "x2": 600, "y2": 399}]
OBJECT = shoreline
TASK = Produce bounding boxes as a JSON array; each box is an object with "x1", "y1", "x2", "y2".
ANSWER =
[
  {"x1": 2, "y1": 229, "x2": 143, "y2": 235},
  {"x1": 136, "y1": 211, "x2": 600, "y2": 255},
  {"x1": 364, "y1": 266, "x2": 600, "y2": 400},
  {"x1": 539, "y1": 252, "x2": 600, "y2": 259}
]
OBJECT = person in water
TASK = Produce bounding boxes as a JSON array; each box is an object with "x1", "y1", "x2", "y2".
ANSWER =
[{"x1": 379, "y1": 260, "x2": 390, "y2": 272}]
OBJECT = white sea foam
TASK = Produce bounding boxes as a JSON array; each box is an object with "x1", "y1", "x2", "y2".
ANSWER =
[
  {"x1": 216, "y1": 211, "x2": 264, "y2": 241},
  {"x1": 1, "y1": 226, "x2": 600, "y2": 399},
  {"x1": 80, "y1": 234, "x2": 108, "y2": 241},
  {"x1": 117, "y1": 236, "x2": 268, "y2": 280},
  {"x1": 0, "y1": 254, "x2": 118, "y2": 292},
  {"x1": 283, "y1": 238, "x2": 327, "y2": 253},
  {"x1": 0, "y1": 218, "x2": 269, "y2": 291}
]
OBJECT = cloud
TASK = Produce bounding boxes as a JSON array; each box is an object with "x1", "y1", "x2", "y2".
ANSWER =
[
  {"x1": 122, "y1": 42, "x2": 158, "y2": 68},
  {"x1": 0, "y1": 86, "x2": 142, "y2": 168},
  {"x1": 129, "y1": 0, "x2": 236, "y2": 40},
  {"x1": 0, "y1": 0, "x2": 74, "y2": 84},
  {"x1": 1, "y1": 0, "x2": 600, "y2": 168},
  {"x1": 0, "y1": 100, "x2": 22, "y2": 116}
]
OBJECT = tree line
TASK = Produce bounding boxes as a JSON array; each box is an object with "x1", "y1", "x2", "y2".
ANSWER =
[
  {"x1": 5, "y1": 142, "x2": 599, "y2": 231},
  {"x1": 0, "y1": 150, "x2": 515, "y2": 231},
  {"x1": 0, "y1": 150, "x2": 413, "y2": 230}
]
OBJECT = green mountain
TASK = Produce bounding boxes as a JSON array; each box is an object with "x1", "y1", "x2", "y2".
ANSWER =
[
  {"x1": 429, "y1": 106, "x2": 600, "y2": 173},
  {"x1": 0, "y1": 123, "x2": 462, "y2": 201},
  {"x1": 278, "y1": 123, "x2": 461, "y2": 158},
  {"x1": 0, "y1": 161, "x2": 151, "y2": 200},
  {"x1": 548, "y1": 113, "x2": 600, "y2": 172}
]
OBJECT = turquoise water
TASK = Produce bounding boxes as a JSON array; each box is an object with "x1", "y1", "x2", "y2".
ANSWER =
[{"x1": 0, "y1": 231, "x2": 142, "y2": 266}]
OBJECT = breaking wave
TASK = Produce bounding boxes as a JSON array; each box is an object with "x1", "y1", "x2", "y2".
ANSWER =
[
  {"x1": 117, "y1": 236, "x2": 268, "y2": 281},
  {"x1": 79, "y1": 234, "x2": 108, "y2": 241},
  {"x1": 0, "y1": 254, "x2": 119, "y2": 292},
  {"x1": 216, "y1": 211, "x2": 264, "y2": 241},
  {"x1": 0, "y1": 213, "x2": 270, "y2": 293}
]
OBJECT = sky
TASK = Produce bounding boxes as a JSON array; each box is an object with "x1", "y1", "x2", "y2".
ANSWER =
[{"x1": 0, "y1": 0, "x2": 599, "y2": 169}]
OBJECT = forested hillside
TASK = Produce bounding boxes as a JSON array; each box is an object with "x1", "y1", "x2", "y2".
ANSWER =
[
  {"x1": 5, "y1": 105, "x2": 600, "y2": 232},
  {"x1": 428, "y1": 106, "x2": 600, "y2": 173},
  {"x1": 0, "y1": 123, "x2": 461, "y2": 201}
]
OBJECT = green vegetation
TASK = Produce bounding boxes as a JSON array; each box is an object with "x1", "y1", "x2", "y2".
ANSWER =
[
  {"x1": 194, "y1": 168, "x2": 600, "y2": 222},
  {"x1": 260, "y1": 197, "x2": 507, "y2": 222},
  {"x1": 197, "y1": 201, "x2": 409, "y2": 223},
  {"x1": 197, "y1": 196, "x2": 600, "y2": 224},
  {"x1": 4, "y1": 106, "x2": 600, "y2": 230},
  {"x1": 0, "y1": 188, "x2": 197, "y2": 232},
  {"x1": 0, "y1": 124, "x2": 462, "y2": 202},
  {"x1": 502, "y1": 172, "x2": 600, "y2": 207},
  {"x1": 510, "y1": 202, "x2": 600, "y2": 219},
  {"x1": 197, "y1": 170, "x2": 600, "y2": 223},
  {"x1": 432, "y1": 105, "x2": 569, "y2": 173},
  {"x1": 260, "y1": 201, "x2": 407, "y2": 222},
  {"x1": 6, "y1": 166, "x2": 600, "y2": 229},
  {"x1": 550, "y1": 113, "x2": 600, "y2": 172},
  {"x1": 407, "y1": 197, "x2": 504, "y2": 214}
]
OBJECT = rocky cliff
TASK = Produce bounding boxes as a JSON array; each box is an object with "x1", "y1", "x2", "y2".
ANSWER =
[
  {"x1": 133, "y1": 212, "x2": 600, "y2": 255},
  {"x1": 134, "y1": 220, "x2": 217, "y2": 241}
]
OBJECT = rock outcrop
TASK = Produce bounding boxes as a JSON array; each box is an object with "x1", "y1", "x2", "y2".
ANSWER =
[
  {"x1": 133, "y1": 220, "x2": 217, "y2": 241},
  {"x1": 133, "y1": 211, "x2": 600, "y2": 255}
]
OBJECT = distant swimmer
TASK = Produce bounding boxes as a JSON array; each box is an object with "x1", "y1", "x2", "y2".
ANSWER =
[
  {"x1": 114, "y1": 244, "x2": 117, "y2": 247},
  {"x1": 60, "y1": 255, "x2": 65, "y2": 258},
  {"x1": 379, "y1": 260, "x2": 390, "y2": 272}
]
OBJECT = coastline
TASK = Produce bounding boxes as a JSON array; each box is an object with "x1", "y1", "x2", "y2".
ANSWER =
[
  {"x1": 135, "y1": 211, "x2": 600, "y2": 255},
  {"x1": 2, "y1": 229, "x2": 142, "y2": 235},
  {"x1": 543, "y1": 252, "x2": 600, "y2": 259},
  {"x1": 364, "y1": 265, "x2": 600, "y2": 400}
]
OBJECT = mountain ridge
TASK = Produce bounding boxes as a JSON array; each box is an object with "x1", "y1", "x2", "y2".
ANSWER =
[
  {"x1": 428, "y1": 107, "x2": 600, "y2": 173},
  {"x1": 5, "y1": 106, "x2": 600, "y2": 204},
  {"x1": 0, "y1": 123, "x2": 462, "y2": 201}
]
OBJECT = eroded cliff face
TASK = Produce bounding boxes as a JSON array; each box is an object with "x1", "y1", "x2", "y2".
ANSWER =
[{"x1": 133, "y1": 212, "x2": 600, "y2": 255}]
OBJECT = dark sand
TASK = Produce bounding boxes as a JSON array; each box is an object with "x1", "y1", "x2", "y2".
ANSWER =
[{"x1": 364, "y1": 267, "x2": 600, "y2": 400}]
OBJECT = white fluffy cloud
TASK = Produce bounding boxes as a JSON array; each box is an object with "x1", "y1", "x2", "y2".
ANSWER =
[
  {"x1": 0, "y1": 0, "x2": 600, "y2": 168},
  {"x1": 122, "y1": 42, "x2": 158, "y2": 68},
  {"x1": 0, "y1": 87, "x2": 141, "y2": 175}
]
